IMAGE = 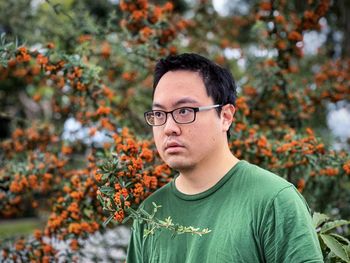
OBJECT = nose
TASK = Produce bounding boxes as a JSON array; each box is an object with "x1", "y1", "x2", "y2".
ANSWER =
[{"x1": 163, "y1": 112, "x2": 181, "y2": 136}]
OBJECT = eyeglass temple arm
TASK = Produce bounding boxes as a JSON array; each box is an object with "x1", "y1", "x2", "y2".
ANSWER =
[{"x1": 197, "y1": 104, "x2": 222, "y2": 112}]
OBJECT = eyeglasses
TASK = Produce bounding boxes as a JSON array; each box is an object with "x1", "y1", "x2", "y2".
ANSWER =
[{"x1": 144, "y1": 104, "x2": 222, "y2": 126}]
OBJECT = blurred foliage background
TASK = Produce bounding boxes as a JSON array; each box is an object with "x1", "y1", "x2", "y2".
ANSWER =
[{"x1": 0, "y1": 0, "x2": 350, "y2": 262}]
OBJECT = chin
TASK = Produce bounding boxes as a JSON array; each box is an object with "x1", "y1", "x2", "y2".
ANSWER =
[{"x1": 165, "y1": 158, "x2": 194, "y2": 171}]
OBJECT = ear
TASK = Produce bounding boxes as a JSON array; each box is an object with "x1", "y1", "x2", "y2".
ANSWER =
[{"x1": 221, "y1": 104, "x2": 235, "y2": 132}]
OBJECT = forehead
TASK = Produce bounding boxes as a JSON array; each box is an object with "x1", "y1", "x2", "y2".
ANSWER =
[{"x1": 153, "y1": 70, "x2": 211, "y2": 108}]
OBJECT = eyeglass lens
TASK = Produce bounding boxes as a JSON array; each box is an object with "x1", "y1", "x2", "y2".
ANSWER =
[{"x1": 146, "y1": 108, "x2": 195, "y2": 125}]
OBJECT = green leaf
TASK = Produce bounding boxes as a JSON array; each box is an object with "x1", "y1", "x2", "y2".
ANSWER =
[
  {"x1": 320, "y1": 234, "x2": 350, "y2": 262},
  {"x1": 321, "y1": 220, "x2": 350, "y2": 234},
  {"x1": 127, "y1": 207, "x2": 139, "y2": 217},
  {"x1": 101, "y1": 172, "x2": 110, "y2": 181},
  {"x1": 83, "y1": 208, "x2": 93, "y2": 217},
  {"x1": 122, "y1": 215, "x2": 131, "y2": 224},
  {"x1": 103, "y1": 214, "x2": 114, "y2": 228},
  {"x1": 120, "y1": 194, "x2": 125, "y2": 207},
  {"x1": 125, "y1": 181, "x2": 134, "y2": 188},
  {"x1": 346, "y1": 246, "x2": 350, "y2": 257},
  {"x1": 152, "y1": 202, "x2": 161, "y2": 209},
  {"x1": 329, "y1": 233, "x2": 350, "y2": 246},
  {"x1": 313, "y1": 212, "x2": 329, "y2": 229},
  {"x1": 138, "y1": 208, "x2": 151, "y2": 218},
  {"x1": 99, "y1": 186, "x2": 115, "y2": 196},
  {"x1": 109, "y1": 175, "x2": 116, "y2": 184},
  {"x1": 109, "y1": 197, "x2": 119, "y2": 211}
]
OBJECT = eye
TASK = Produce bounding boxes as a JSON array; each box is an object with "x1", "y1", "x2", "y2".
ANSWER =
[
  {"x1": 154, "y1": 111, "x2": 165, "y2": 119},
  {"x1": 178, "y1": 108, "x2": 192, "y2": 115}
]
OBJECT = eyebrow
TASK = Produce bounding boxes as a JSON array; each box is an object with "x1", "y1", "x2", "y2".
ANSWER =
[{"x1": 152, "y1": 97, "x2": 199, "y2": 109}]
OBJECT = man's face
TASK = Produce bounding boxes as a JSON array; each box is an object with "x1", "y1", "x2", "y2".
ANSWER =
[{"x1": 152, "y1": 70, "x2": 228, "y2": 172}]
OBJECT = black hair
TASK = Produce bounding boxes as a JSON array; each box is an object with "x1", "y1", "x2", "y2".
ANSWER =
[{"x1": 153, "y1": 53, "x2": 237, "y2": 140}]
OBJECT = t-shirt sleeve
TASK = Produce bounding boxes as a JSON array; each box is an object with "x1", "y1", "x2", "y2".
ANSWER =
[
  {"x1": 126, "y1": 220, "x2": 143, "y2": 263},
  {"x1": 261, "y1": 185, "x2": 324, "y2": 263}
]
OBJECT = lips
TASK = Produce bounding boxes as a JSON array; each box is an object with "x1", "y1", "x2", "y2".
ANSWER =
[{"x1": 164, "y1": 141, "x2": 184, "y2": 152}]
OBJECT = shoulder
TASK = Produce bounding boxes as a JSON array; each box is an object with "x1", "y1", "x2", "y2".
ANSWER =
[
  {"x1": 236, "y1": 161, "x2": 309, "y2": 209},
  {"x1": 238, "y1": 160, "x2": 293, "y2": 193}
]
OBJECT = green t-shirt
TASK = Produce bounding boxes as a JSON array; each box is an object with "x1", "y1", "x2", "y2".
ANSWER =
[{"x1": 127, "y1": 160, "x2": 323, "y2": 263}]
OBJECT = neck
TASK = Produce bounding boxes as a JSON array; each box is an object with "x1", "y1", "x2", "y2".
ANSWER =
[{"x1": 175, "y1": 148, "x2": 239, "y2": 195}]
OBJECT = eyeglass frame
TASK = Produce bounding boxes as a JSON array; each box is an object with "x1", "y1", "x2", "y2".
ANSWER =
[{"x1": 144, "y1": 104, "x2": 223, "y2": 126}]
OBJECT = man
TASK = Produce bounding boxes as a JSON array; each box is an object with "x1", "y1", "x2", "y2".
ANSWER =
[{"x1": 127, "y1": 53, "x2": 323, "y2": 262}]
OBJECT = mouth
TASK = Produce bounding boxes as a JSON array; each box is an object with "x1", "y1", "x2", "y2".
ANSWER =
[{"x1": 164, "y1": 142, "x2": 184, "y2": 153}]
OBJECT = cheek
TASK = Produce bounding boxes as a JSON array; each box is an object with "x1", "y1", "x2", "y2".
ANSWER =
[
  {"x1": 153, "y1": 129, "x2": 165, "y2": 154},
  {"x1": 197, "y1": 121, "x2": 220, "y2": 144},
  {"x1": 185, "y1": 124, "x2": 207, "y2": 145}
]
